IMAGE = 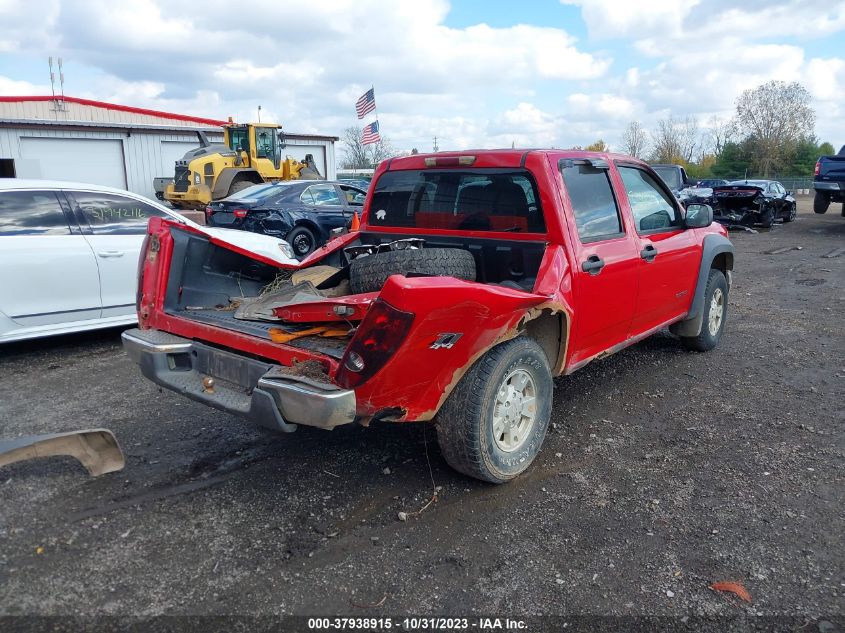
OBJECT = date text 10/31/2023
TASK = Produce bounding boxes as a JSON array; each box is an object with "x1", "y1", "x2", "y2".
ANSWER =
[{"x1": 306, "y1": 617, "x2": 527, "y2": 630}]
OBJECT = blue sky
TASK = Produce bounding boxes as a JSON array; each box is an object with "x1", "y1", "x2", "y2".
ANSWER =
[{"x1": 1, "y1": 0, "x2": 843, "y2": 156}]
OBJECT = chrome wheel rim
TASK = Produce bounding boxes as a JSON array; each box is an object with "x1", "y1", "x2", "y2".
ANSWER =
[
  {"x1": 492, "y1": 369, "x2": 537, "y2": 453},
  {"x1": 708, "y1": 287, "x2": 725, "y2": 336}
]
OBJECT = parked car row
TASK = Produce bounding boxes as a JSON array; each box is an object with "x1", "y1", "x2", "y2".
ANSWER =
[{"x1": 0, "y1": 179, "x2": 296, "y2": 344}]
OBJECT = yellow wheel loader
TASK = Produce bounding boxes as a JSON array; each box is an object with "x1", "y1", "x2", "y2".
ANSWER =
[{"x1": 164, "y1": 123, "x2": 323, "y2": 210}]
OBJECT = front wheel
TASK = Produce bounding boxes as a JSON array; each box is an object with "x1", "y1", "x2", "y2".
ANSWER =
[
  {"x1": 681, "y1": 269, "x2": 728, "y2": 352},
  {"x1": 286, "y1": 226, "x2": 317, "y2": 258},
  {"x1": 436, "y1": 337, "x2": 553, "y2": 483},
  {"x1": 782, "y1": 202, "x2": 797, "y2": 223}
]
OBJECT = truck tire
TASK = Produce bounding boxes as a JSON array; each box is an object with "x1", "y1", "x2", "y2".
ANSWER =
[
  {"x1": 814, "y1": 191, "x2": 830, "y2": 214},
  {"x1": 228, "y1": 180, "x2": 254, "y2": 197},
  {"x1": 681, "y1": 269, "x2": 728, "y2": 352},
  {"x1": 435, "y1": 337, "x2": 553, "y2": 484},
  {"x1": 348, "y1": 248, "x2": 476, "y2": 294}
]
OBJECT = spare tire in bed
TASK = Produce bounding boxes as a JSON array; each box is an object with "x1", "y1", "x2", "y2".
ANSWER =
[{"x1": 349, "y1": 248, "x2": 477, "y2": 294}]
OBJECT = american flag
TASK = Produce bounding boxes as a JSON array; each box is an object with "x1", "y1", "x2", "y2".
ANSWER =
[
  {"x1": 362, "y1": 120, "x2": 381, "y2": 145},
  {"x1": 355, "y1": 88, "x2": 376, "y2": 119}
]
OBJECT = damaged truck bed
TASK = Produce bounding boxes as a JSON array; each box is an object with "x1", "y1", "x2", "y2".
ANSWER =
[{"x1": 125, "y1": 149, "x2": 734, "y2": 483}]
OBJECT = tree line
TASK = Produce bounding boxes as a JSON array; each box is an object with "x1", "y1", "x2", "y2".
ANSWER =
[{"x1": 609, "y1": 81, "x2": 832, "y2": 180}]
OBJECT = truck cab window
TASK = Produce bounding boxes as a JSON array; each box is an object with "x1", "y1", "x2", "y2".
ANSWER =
[
  {"x1": 255, "y1": 129, "x2": 275, "y2": 160},
  {"x1": 560, "y1": 164, "x2": 622, "y2": 241},
  {"x1": 228, "y1": 127, "x2": 249, "y2": 152},
  {"x1": 618, "y1": 166, "x2": 682, "y2": 233}
]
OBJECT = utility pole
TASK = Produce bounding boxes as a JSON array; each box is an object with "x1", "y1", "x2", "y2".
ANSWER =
[{"x1": 433, "y1": 136, "x2": 439, "y2": 152}]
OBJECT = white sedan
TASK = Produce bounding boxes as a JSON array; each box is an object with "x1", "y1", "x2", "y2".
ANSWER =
[{"x1": 0, "y1": 179, "x2": 296, "y2": 343}]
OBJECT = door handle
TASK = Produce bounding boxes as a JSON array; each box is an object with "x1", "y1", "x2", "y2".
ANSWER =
[
  {"x1": 581, "y1": 255, "x2": 605, "y2": 275},
  {"x1": 640, "y1": 244, "x2": 658, "y2": 262},
  {"x1": 98, "y1": 251, "x2": 125, "y2": 258}
]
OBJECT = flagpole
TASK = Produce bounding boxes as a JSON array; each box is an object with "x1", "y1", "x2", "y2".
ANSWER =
[{"x1": 371, "y1": 84, "x2": 380, "y2": 144}]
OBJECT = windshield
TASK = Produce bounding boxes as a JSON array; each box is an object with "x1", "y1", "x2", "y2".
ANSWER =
[
  {"x1": 369, "y1": 169, "x2": 545, "y2": 233},
  {"x1": 652, "y1": 166, "x2": 682, "y2": 191}
]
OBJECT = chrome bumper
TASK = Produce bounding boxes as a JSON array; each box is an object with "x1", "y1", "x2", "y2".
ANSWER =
[{"x1": 122, "y1": 328, "x2": 356, "y2": 431}]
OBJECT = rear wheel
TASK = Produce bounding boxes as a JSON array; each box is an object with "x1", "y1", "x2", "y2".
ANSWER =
[
  {"x1": 813, "y1": 191, "x2": 830, "y2": 214},
  {"x1": 759, "y1": 207, "x2": 775, "y2": 228},
  {"x1": 286, "y1": 226, "x2": 317, "y2": 258},
  {"x1": 436, "y1": 337, "x2": 552, "y2": 483},
  {"x1": 681, "y1": 269, "x2": 728, "y2": 352}
]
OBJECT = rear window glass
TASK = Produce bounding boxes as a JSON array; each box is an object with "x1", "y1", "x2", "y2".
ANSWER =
[
  {"x1": 225, "y1": 183, "x2": 284, "y2": 201},
  {"x1": 368, "y1": 170, "x2": 545, "y2": 233}
]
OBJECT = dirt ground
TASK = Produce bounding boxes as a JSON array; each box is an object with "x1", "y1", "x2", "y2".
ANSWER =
[{"x1": 0, "y1": 199, "x2": 842, "y2": 626}]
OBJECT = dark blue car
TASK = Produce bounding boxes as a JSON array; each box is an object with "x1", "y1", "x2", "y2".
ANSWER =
[{"x1": 205, "y1": 180, "x2": 367, "y2": 258}]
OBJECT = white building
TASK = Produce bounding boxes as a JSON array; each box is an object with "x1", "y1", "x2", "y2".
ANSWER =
[{"x1": 0, "y1": 96, "x2": 337, "y2": 200}]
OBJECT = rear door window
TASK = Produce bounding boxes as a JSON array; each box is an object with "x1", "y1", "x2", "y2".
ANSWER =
[
  {"x1": 70, "y1": 192, "x2": 169, "y2": 235},
  {"x1": 339, "y1": 185, "x2": 366, "y2": 207},
  {"x1": 0, "y1": 190, "x2": 71, "y2": 235},
  {"x1": 369, "y1": 170, "x2": 545, "y2": 233},
  {"x1": 560, "y1": 164, "x2": 623, "y2": 241}
]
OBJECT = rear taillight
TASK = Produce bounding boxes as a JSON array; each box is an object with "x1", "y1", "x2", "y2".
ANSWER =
[
  {"x1": 814, "y1": 161, "x2": 821, "y2": 176},
  {"x1": 135, "y1": 234, "x2": 151, "y2": 313},
  {"x1": 233, "y1": 208, "x2": 248, "y2": 218},
  {"x1": 335, "y1": 299, "x2": 414, "y2": 389}
]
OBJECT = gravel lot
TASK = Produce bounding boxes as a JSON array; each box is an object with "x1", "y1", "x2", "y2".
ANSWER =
[{"x1": 0, "y1": 200, "x2": 842, "y2": 624}]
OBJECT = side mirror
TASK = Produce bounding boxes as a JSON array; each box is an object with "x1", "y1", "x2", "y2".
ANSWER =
[
  {"x1": 277, "y1": 132, "x2": 287, "y2": 150},
  {"x1": 685, "y1": 203, "x2": 713, "y2": 228}
]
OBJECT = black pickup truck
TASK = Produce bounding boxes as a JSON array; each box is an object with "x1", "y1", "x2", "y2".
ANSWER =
[{"x1": 814, "y1": 145, "x2": 845, "y2": 216}]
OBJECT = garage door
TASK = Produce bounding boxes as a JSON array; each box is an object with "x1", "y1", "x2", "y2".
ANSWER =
[
  {"x1": 284, "y1": 145, "x2": 327, "y2": 179},
  {"x1": 159, "y1": 141, "x2": 199, "y2": 178},
  {"x1": 20, "y1": 137, "x2": 127, "y2": 189}
]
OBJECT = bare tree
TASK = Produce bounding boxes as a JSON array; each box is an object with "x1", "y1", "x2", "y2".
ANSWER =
[
  {"x1": 341, "y1": 126, "x2": 397, "y2": 169},
  {"x1": 651, "y1": 115, "x2": 698, "y2": 163},
  {"x1": 341, "y1": 126, "x2": 371, "y2": 170},
  {"x1": 370, "y1": 136, "x2": 396, "y2": 166},
  {"x1": 621, "y1": 121, "x2": 648, "y2": 158},
  {"x1": 704, "y1": 115, "x2": 735, "y2": 157},
  {"x1": 734, "y1": 80, "x2": 815, "y2": 177}
]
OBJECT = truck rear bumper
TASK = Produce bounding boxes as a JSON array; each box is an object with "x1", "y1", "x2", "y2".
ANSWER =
[
  {"x1": 122, "y1": 328, "x2": 356, "y2": 432},
  {"x1": 814, "y1": 182, "x2": 843, "y2": 192}
]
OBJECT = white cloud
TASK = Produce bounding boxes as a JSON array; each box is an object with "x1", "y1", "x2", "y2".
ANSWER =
[{"x1": 0, "y1": 0, "x2": 843, "y2": 153}]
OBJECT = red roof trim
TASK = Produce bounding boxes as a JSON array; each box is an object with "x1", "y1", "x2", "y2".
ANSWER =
[{"x1": 0, "y1": 95, "x2": 228, "y2": 127}]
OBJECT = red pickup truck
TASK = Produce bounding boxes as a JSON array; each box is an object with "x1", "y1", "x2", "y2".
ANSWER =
[{"x1": 124, "y1": 150, "x2": 734, "y2": 483}]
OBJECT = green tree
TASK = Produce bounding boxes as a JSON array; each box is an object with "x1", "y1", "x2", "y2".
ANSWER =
[
  {"x1": 819, "y1": 142, "x2": 835, "y2": 156},
  {"x1": 711, "y1": 141, "x2": 752, "y2": 179},
  {"x1": 585, "y1": 139, "x2": 608, "y2": 152}
]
